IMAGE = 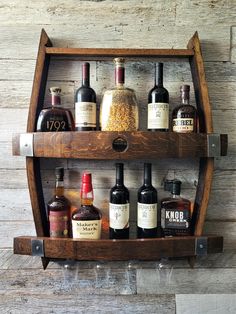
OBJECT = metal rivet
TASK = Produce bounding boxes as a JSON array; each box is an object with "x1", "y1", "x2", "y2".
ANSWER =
[
  {"x1": 35, "y1": 245, "x2": 40, "y2": 251},
  {"x1": 199, "y1": 244, "x2": 204, "y2": 249}
]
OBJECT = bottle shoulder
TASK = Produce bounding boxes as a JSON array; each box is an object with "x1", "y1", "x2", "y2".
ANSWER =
[
  {"x1": 172, "y1": 104, "x2": 197, "y2": 115},
  {"x1": 72, "y1": 204, "x2": 102, "y2": 220},
  {"x1": 48, "y1": 195, "x2": 71, "y2": 211}
]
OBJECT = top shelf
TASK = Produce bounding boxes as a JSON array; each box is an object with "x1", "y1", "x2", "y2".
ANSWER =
[{"x1": 45, "y1": 47, "x2": 194, "y2": 58}]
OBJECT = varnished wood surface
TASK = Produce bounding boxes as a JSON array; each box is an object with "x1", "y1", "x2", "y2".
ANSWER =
[
  {"x1": 14, "y1": 235, "x2": 223, "y2": 262},
  {"x1": 45, "y1": 47, "x2": 194, "y2": 58},
  {"x1": 12, "y1": 131, "x2": 228, "y2": 159}
]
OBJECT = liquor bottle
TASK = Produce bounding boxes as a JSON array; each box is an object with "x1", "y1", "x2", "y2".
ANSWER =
[
  {"x1": 137, "y1": 163, "x2": 158, "y2": 238},
  {"x1": 100, "y1": 57, "x2": 139, "y2": 131},
  {"x1": 75, "y1": 62, "x2": 97, "y2": 131},
  {"x1": 172, "y1": 85, "x2": 197, "y2": 133},
  {"x1": 109, "y1": 163, "x2": 130, "y2": 239},
  {"x1": 147, "y1": 63, "x2": 169, "y2": 131},
  {"x1": 72, "y1": 173, "x2": 102, "y2": 239},
  {"x1": 36, "y1": 87, "x2": 75, "y2": 132},
  {"x1": 48, "y1": 167, "x2": 71, "y2": 238},
  {"x1": 161, "y1": 179, "x2": 191, "y2": 236}
]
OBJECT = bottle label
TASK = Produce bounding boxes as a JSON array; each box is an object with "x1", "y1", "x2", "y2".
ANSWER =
[
  {"x1": 49, "y1": 210, "x2": 69, "y2": 237},
  {"x1": 148, "y1": 102, "x2": 169, "y2": 129},
  {"x1": 109, "y1": 203, "x2": 130, "y2": 229},
  {"x1": 137, "y1": 203, "x2": 157, "y2": 229},
  {"x1": 161, "y1": 209, "x2": 190, "y2": 229},
  {"x1": 173, "y1": 118, "x2": 194, "y2": 132},
  {"x1": 72, "y1": 219, "x2": 101, "y2": 239},
  {"x1": 75, "y1": 102, "x2": 96, "y2": 128}
]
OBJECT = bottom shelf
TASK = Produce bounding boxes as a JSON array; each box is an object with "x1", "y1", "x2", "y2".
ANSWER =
[{"x1": 14, "y1": 235, "x2": 223, "y2": 261}]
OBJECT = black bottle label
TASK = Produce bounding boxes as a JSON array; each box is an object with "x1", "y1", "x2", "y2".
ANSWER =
[{"x1": 161, "y1": 208, "x2": 190, "y2": 229}]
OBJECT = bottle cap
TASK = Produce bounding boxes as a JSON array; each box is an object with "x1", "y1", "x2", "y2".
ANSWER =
[
  {"x1": 55, "y1": 167, "x2": 64, "y2": 180},
  {"x1": 49, "y1": 87, "x2": 61, "y2": 95},
  {"x1": 164, "y1": 179, "x2": 181, "y2": 195},
  {"x1": 180, "y1": 85, "x2": 190, "y2": 92},
  {"x1": 81, "y1": 172, "x2": 93, "y2": 193}
]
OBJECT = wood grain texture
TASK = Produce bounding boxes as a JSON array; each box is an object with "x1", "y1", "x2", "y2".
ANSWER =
[
  {"x1": 12, "y1": 132, "x2": 228, "y2": 159},
  {"x1": 13, "y1": 236, "x2": 223, "y2": 262},
  {"x1": 176, "y1": 294, "x2": 236, "y2": 314}
]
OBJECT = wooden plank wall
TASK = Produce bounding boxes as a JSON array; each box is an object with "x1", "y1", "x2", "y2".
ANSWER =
[{"x1": 0, "y1": 1, "x2": 235, "y2": 313}]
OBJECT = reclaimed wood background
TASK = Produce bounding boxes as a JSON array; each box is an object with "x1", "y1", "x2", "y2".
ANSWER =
[{"x1": 0, "y1": 0, "x2": 236, "y2": 313}]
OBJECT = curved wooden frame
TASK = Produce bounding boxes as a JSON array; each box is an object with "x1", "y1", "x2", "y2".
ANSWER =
[{"x1": 13, "y1": 29, "x2": 226, "y2": 269}]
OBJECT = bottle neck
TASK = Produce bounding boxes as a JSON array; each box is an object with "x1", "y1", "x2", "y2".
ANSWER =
[
  {"x1": 82, "y1": 63, "x2": 90, "y2": 87},
  {"x1": 172, "y1": 193, "x2": 180, "y2": 199},
  {"x1": 55, "y1": 180, "x2": 64, "y2": 197},
  {"x1": 80, "y1": 173, "x2": 94, "y2": 206},
  {"x1": 156, "y1": 63, "x2": 163, "y2": 87},
  {"x1": 143, "y1": 163, "x2": 152, "y2": 186},
  {"x1": 180, "y1": 87, "x2": 190, "y2": 105},
  {"x1": 115, "y1": 60, "x2": 125, "y2": 86},
  {"x1": 116, "y1": 163, "x2": 124, "y2": 186},
  {"x1": 51, "y1": 94, "x2": 61, "y2": 106}
]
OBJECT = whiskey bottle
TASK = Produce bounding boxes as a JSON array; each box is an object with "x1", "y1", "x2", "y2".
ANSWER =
[
  {"x1": 48, "y1": 167, "x2": 71, "y2": 238},
  {"x1": 100, "y1": 57, "x2": 139, "y2": 131},
  {"x1": 75, "y1": 62, "x2": 97, "y2": 131},
  {"x1": 147, "y1": 63, "x2": 169, "y2": 131},
  {"x1": 172, "y1": 85, "x2": 197, "y2": 133},
  {"x1": 37, "y1": 87, "x2": 75, "y2": 132},
  {"x1": 109, "y1": 163, "x2": 130, "y2": 239},
  {"x1": 72, "y1": 173, "x2": 102, "y2": 239},
  {"x1": 137, "y1": 163, "x2": 158, "y2": 238},
  {"x1": 161, "y1": 179, "x2": 191, "y2": 236}
]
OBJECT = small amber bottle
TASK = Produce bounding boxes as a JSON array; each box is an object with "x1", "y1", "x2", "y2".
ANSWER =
[
  {"x1": 161, "y1": 179, "x2": 191, "y2": 236},
  {"x1": 48, "y1": 167, "x2": 71, "y2": 238},
  {"x1": 72, "y1": 173, "x2": 102, "y2": 239},
  {"x1": 172, "y1": 85, "x2": 197, "y2": 133}
]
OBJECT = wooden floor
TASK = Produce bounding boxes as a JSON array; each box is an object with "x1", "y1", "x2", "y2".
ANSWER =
[{"x1": 0, "y1": 0, "x2": 236, "y2": 313}]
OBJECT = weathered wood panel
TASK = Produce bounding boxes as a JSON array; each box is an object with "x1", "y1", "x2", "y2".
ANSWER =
[
  {"x1": 0, "y1": 24, "x2": 230, "y2": 61},
  {"x1": 137, "y1": 268, "x2": 236, "y2": 294},
  {"x1": 176, "y1": 294, "x2": 236, "y2": 314}
]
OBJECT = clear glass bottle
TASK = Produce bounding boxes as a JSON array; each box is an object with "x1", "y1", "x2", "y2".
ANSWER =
[
  {"x1": 100, "y1": 58, "x2": 139, "y2": 131},
  {"x1": 172, "y1": 85, "x2": 197, "y2": 133},
  {"x1": 48, "y1": 167, "x2": 71, "y2": 238},
  {"x1": 37, "y1": 87, "x2": 75, "y2": 132},
  {"x1": 161, "y1": 179, "x2": 191, "y2": 236},
  {"x1": 72, "y1": 173, "x2": 102, "y2": 239}
]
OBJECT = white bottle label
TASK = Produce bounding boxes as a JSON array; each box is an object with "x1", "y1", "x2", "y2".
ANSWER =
[
  {"x1": 148, "y1": 102, "x2": 169, "y2": 129},
  {"x1": 72, "y1": 219, "x2": 101, "y2": 239},
  {"x1": 109, "y1": 203, "x2": 130, "y2": 229},
  {"x1": 75, "y1": 102, "x2": 96, "y2": 128},
  {"x1": 137, "y1": 203, "x2": 157, "y2": 229},
  {"x1": 173, "y1": 118, "x2": 194, "y2": 133}
]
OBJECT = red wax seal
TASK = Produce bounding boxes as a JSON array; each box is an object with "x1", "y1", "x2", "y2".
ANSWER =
[{"x1": 81, "y1": 173, "x2": 93, "y2": 193}]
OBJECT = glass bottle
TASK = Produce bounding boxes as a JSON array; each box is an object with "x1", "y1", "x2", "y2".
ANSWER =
[
  {"x1": 37, "y1": 87, "x2": 75, "y2": 132},
  {"x1": 172, "y1": 85, "x2": 197, "y2": 133},
  {"x1": 75, "y1": 62, "x2": 97, "y2": 131},
  {"x1": 160, "y1": 179, "x2": 191, "y2": 236},
  {"x1": 137, "y1": 163, "x2": 158, "y2": 238},
  {"x1": 48, "y1": 167, "x2": 71, "y2": 238},
  {"x1": 147, "y1": 63, "x2": 169, "y2": 131},
  {"x1": 72, "y1": 173, "x2": 102, "y2": 239},
  {"x1": 109, "y1": 163, "x2": 130, "y2": 239},
  {"x1": 100, "y1": 57, "x2": 139, "y2": 131}
]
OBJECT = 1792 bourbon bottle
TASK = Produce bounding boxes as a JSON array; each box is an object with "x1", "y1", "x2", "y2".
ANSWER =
[
  {"x1": 161, "y1": 179, "x2": 191, "y2": 236},
  {"x1": 37, "y1": 87, "x2": 75, "y2": 132},
  {"x1": 48, "y1": 167, "x2": 71, "y2": 238},
  {"x1": 172, "y1": 85, "x2": 197, "y2": 133}
]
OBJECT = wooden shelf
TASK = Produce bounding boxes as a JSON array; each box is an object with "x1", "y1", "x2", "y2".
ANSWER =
[
  {"x1": 14, "y1": 235, "x2": 223, "y2": 262},
  {"x1": 45, "y1": 47, "x2": 194, "y2": 58},
  {"x1": 12, "y1": 29, "x2": 228, "y2": 269},
  {"x1": 12, "y1": 131, "x2": 227, "y2": 159}
]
